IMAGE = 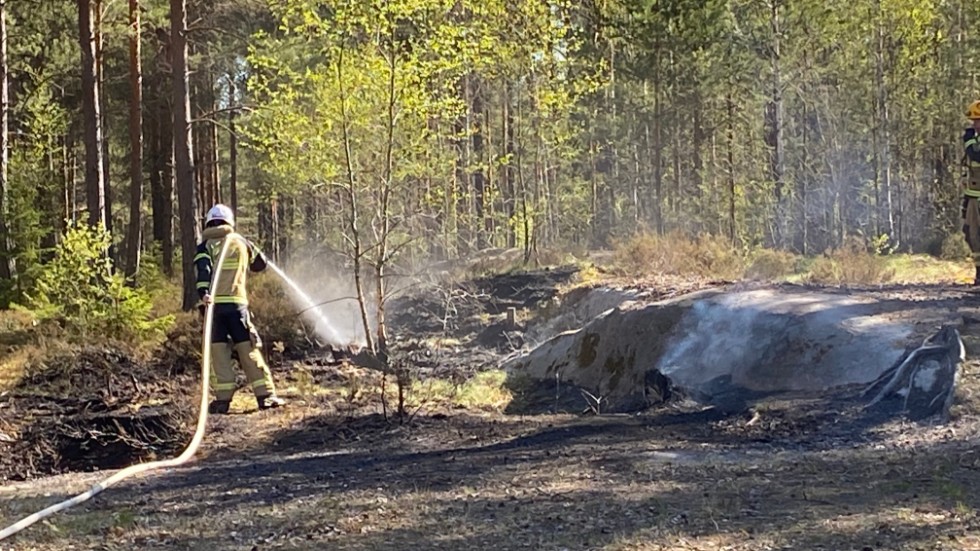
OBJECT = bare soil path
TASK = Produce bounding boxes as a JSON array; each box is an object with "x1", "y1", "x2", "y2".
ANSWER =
[
  {"x1": 4, "y1": 277, "x2": 980, "y2": 550},
  {"x1": 4, "y1": 374, "x2": 980, "y2": 551}
]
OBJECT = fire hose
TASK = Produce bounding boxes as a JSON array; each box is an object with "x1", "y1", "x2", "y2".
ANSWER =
[{"x1": 0, "y1": 236, "x2": 233, "y2": 542}]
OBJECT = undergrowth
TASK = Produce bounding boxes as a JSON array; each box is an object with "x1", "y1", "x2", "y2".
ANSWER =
[
  {"x1": 14, "y1": 224, "x2": 173, "y2": 343},
  {"x1": 609, "y1": 231, "x2": 967, "y2": 285},
  {"x1": 248, "y1": 274, "x2": 315, "y2": 355},
  {"x1": 807, "y1": 237, "x2": 895, "y2": 285},
  {"x1": 611, "y1": 231, "x2": 744, "y2": 280},
  {"x1": 408, "y1": 370, "x2": 512, "y2": 412}
]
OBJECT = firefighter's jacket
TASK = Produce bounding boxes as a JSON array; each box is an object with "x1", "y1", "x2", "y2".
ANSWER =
[
  {"x1": 195, "y1": 225, "x2": 267, "y2": 305},
  {"x1": 965, "y1": 128, "x2": 980, "y2": 198}
]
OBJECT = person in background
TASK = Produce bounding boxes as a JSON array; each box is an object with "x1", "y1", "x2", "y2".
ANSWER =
[
  {"x1": 195, "y1": 204, "x2": 285, "y2": 413},
  {"x1": 962, "y1": 100, "x2": 980, "y2": 285}
]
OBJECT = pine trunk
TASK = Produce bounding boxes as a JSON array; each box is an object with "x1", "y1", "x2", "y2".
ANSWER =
[
  {"x1": 124, "y1": 0, "x2": 143, "y2": 278},
  {"x1": 229, "y1": 103, "x2": 238, "y2": 216},
  {"x1": 171, "y1": 0, "x2": 199, "y2": 309},
  {"x1": 471, "y1": 74, "x2": 487, "y2": 249},
  {"x1": 78, "y1": 0, "x2": 106, "y2": 230}
]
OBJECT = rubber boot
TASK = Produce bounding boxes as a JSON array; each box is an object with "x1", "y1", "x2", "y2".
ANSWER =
[
  {"x1": 208, "y1": 400, "x2": 231, "y2": 414},
  {"x1": 974, "y1": 265, "x2": 980, "y2": 287}
]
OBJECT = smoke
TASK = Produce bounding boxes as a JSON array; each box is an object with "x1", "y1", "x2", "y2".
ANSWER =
[{"x1": 656, "y1": 290, "x2": 911, "y2": 397}]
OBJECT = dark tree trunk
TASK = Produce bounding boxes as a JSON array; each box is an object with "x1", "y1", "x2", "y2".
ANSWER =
[
  {"x1": 766, "y1": 0, "x2": 786, "y2": 247},
  {"x1": 208, "y1": 73, "x2": 220, "y2": 205},
  {"x1": 41, "y1": 142, "x2": 58, "y2": 257},
  {"x1": 503, "y1": 82, "x2": 516, "y2": 248},
  {"x1": 192, "y1": 73, "x2": 207, "y2": 215},
  {"x1": 453, "y1": 78, "x2": 469, "y2": 256},
  {"x1": 471, "y1": 74, "x2": 487, "y2": 249},
  {"x1": 78, "y1": 0, "x2": 106, "y2": 229},
  {"x1": 727, "y1": 91, "x2": 737, "y2": 245},
  {"x1": 229, "y1": 103, "x2": 238, "y2": 216},
  {"x1": 653, "y1": 76, "x2": 665, "y2": 235},
  {"x1": 124, "y1": 0, "x2": 143, "y2": 278},
  {"x1": 161, "y1": 114, "x2": 175, "y2": 277},
  {"x1": 692, "y1": 88, "x2": 705, "y2": 232},
  {"x1": 171, "y1": 0, "x2": 199, "y2": 309},
  {"x1": 149, "y1": 101, "x2": 163, "y2": 242},
  {"x1": 63, "y1": 132, "x2": 76, "y2": 225}
]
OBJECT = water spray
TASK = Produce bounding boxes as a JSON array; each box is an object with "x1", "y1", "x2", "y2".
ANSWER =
[{"x1": 265, "y1": 260, "x2": 355, "y2": 348}]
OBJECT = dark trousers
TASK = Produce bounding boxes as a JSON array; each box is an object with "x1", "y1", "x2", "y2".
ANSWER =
[{"x1": 211, "y1": 303, "x2": 256, "y2": 345}]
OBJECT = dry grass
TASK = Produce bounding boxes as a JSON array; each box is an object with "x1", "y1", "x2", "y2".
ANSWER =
[
  {"x1": 609, "y1": 232, "x2": 969, "y2": 287},
  {"x1": 806, "y1": 238, "x2": 895, "y2": 285},
  {"x1": 885, "y1": 254, "x2": 973, "y2": 285},
  {"x1": 611, "y1": 232, "x2": 743, "y2": 280},
  {"x1": 0, "y1": 309, "x2": 37, "y2": 390},
  {"x1": 744, "y1": 248, "x2": 801, "y2": 280}
]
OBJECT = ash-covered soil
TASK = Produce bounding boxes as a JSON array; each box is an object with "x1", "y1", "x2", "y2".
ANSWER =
[
  {"x1": 0, "y1": 346, "x2": 196, "y2": 483},
  {"x1": 3, "y1": 269, "x2": 980, "y2": 550}
]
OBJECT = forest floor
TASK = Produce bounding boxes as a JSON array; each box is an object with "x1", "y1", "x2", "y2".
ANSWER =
[{"x1": 4, "y1": 259, "x2": 980, "y2": 550}]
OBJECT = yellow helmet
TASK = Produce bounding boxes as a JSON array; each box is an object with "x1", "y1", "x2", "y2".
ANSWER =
[{"x1": 967, "y1": 100, "x2": 980, "y2": 120}]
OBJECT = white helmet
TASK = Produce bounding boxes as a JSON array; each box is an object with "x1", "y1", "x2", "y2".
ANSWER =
[{"x1": 205, "y1": 204, "x2": 234, "y2": 226}]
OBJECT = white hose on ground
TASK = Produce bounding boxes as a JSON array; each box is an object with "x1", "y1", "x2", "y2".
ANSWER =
[{"x1": 0, "y1": 236, "x2": 233, "y2": 542}]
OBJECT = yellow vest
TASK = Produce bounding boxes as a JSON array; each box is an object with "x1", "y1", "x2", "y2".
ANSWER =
[{"x1": 198, "y1": 226, "x2": 253, "y2": 305}]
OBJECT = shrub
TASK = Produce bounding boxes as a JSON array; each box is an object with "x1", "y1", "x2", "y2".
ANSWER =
[
  {"x1": 17, "y1": 223, "x2": 173, "y2": 342},
  {"x1": 745, "y1": 249, "x2": 800, "y2": 280},
  {"x1": 807, "y1": 237, "x2": 895, "y2": 285},
  {"x1": 134, "y1": 242, "x2": 182, "y2": 317},
  {"x1": 156, "y1": 311, "x2": 203, "y2": 375},
  {"x1": 939, "y1": 233, "x2": 972, "y2": 262},
  {"x1": 247, "y1": 273, "x2": 312, "y2": 354},
  {"x1": 611, "y1": 231, "x2": 744, "y2": 279}
]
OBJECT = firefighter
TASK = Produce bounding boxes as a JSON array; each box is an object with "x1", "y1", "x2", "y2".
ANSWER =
[
  {"x1": 195, "y1": 204, "x2": 285, "y2": 413},
  {"x1": 964, "y1": 100, "x2": 980, "y2": 285}
]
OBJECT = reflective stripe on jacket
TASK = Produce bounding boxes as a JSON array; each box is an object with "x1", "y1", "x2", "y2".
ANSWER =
[
  {"x1": 964, "y1": 128, "x2": 980, "y2": 198},
  {"x1": 194, "y1": 225, "x2": 267, "y2": 304}
]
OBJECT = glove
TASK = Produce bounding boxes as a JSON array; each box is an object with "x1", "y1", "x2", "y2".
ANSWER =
[
  {"x1": 966, "y1": 128, "x2": 977, "y2": 141},
  {"x1": 250, "y1": 250, "x2": 268, "y2": 273},
  {"x1": 197, "y1": 294, "x2": 212, "y2": 319}
]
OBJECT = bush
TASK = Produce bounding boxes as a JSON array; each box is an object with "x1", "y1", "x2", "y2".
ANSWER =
[
  {"x1": 612, "y1": 231, "x2": 744, "y2": 279},
  {"x1": 17, "y1": 223, "x2": 173, "y2": 342},
  {"x1": 939, "y1": 233, "x2": 972, "y2": 262},
  {"x1": 247, "y1": 273, "x2": 312, "y2": 354},
  {"x1": 134, "y1": 242, "x2": 182, "y2": 318},
  {"x1": 745, "y1": 249, "x2": 800, "y2": 280},
  {"x1": 807, "y1": 237, "x2": 895, "y2": 285}
]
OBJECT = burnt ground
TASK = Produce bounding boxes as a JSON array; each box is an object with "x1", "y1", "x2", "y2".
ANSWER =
[{"x1": 4, "y1": 272, "x2": 980, "y2": 550}]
